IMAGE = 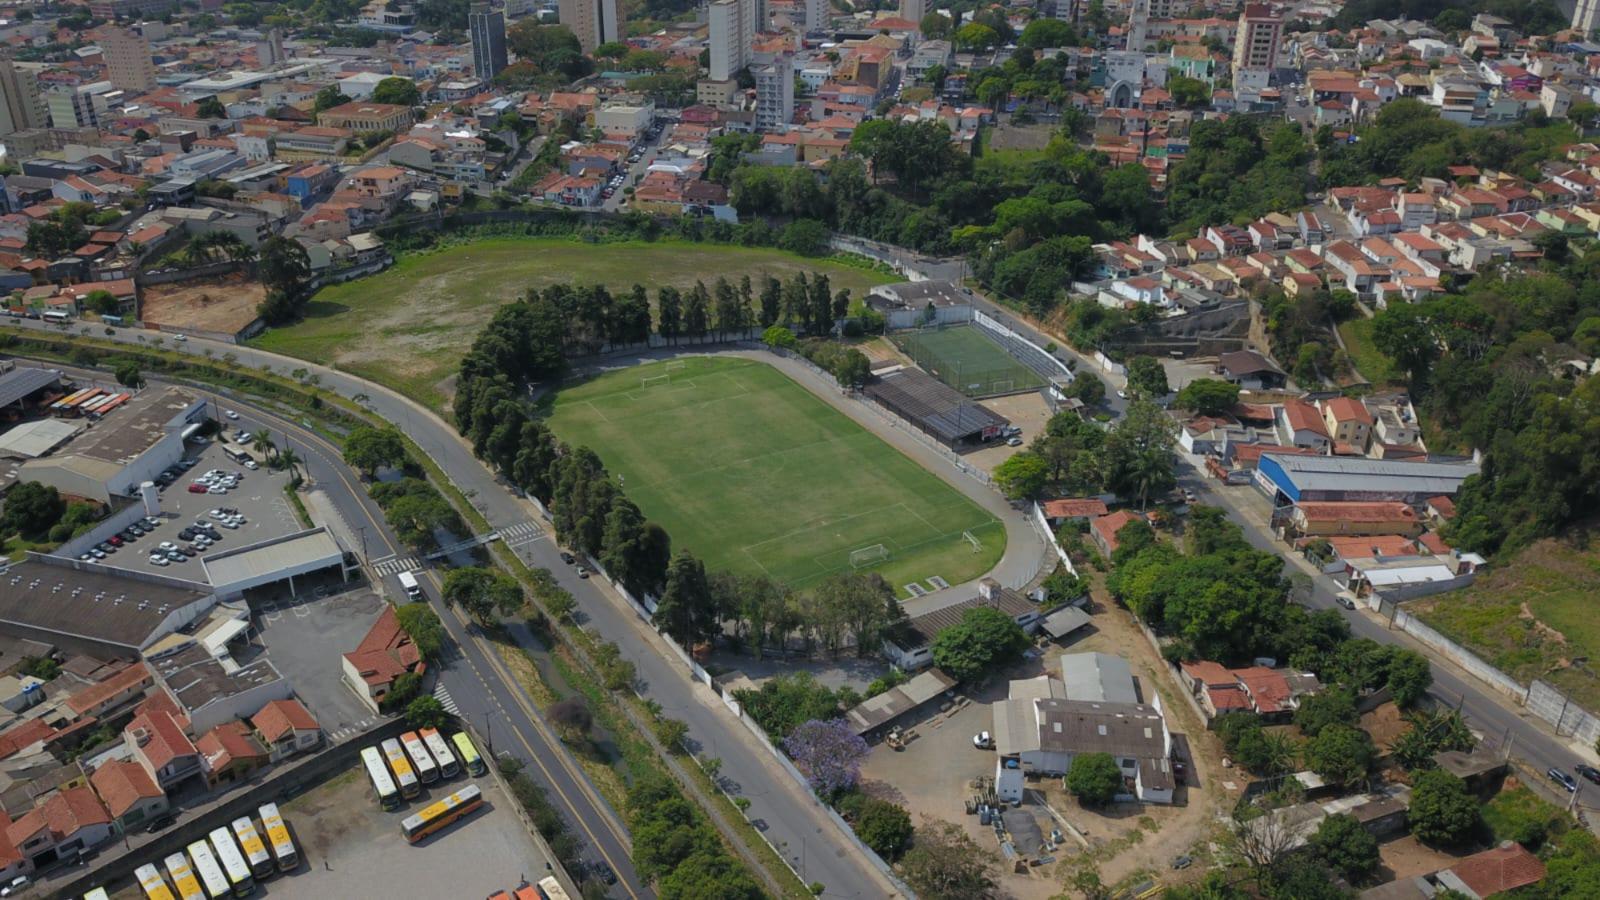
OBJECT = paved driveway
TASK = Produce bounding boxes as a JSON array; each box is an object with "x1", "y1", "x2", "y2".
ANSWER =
[{"x1": 255, "y1": 582, "x2": 387, "y2": 741}]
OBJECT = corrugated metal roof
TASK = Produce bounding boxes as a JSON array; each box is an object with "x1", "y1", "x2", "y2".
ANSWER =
[
  {"x1": 1057, "y1": 652, "x2": 1138, "y2": 704},
  {"x1": 0, "y1": 367, "x2": 61, "y2": 408},
  {"x1": 1263, "y1": 453, "x2": 1477, "y2": 493},
  {"x1": 0, "y1": 418, "x2": 82, "y2": 458}
]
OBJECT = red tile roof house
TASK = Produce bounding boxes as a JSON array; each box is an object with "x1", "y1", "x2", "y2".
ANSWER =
[
  {"x1": 251, "y1": 699, "x2": 321, "y2": 762},
  {"x1": 0, "y1": 815, "x2": 25, "y2": 885},
  {"x1": 1435, "y1": 841, "x2": 1545, "y2": 897},
  {"x1": 1090, "y1": 510, "x2": 1143, "y2": 558},
  {"x1": 1178, "y1": 661, "x2": 1322, "y2": 722},
  {"x1": 1039, "y1": 498, "x2": 1110, "y2": 526},
  {"x1": 89, "y1": 758, "x2": 168, "y2": 834},
  {"x1": 125, "y1": 709, "x2": 203, "y2": 792},
  {"x1": 4, "y1": 786, "x2": 113, "y2": 870},
  {"x1": 341, "y1": 605, "x2": 425, "y2": 715},
  {"x1": 197, "y1": 721, "x2": 271, "y2": 788}
]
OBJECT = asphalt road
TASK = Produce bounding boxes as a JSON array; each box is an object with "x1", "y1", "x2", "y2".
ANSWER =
[
  {"x1": 10, "y1": 321, "x2": 899, "y2": 898},
  {"x1": 29, "y1": 357, "x2": 651, "y2": 899}
]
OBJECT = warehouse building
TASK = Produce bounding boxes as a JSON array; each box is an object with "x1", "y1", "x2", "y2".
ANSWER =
[
  {"x1": 1255, "y1": 453, "x2": 1477, "y2": 506},
  {"x1": 18, "y1": 387, "x2": 206, "y2": 504},
  {"x1": 0, "y1": 556, "x2": 217, "y2": 659}
]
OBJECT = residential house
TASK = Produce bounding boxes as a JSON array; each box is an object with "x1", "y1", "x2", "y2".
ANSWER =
[
  {"x1": 4, "y1": 787, "x2": 112, "y2": 869},
  {"x1": 1178, "y1": 661, "x2": 1321, "y2": 721},
  {"x1": 197, "y1": 720, "x2": 270, "y2": 788},
  {"x1": 1278, "y1": 399, "x2": 1332, "y2": 451},
  {"x1": 1090, "y1": 510, "x2": 1143, "y2": 558},
  {"x1": 250, "y1": 699, "x2": 320, "y2": 762},
  {"x1": 125, "y1": 709, "x2": 202, "y2": 792},
  {"x1": 341, "y1": 606, "x2": 425, "y2": 715},
  {"x1": 88, "y1": 758, "x2": 168, "y2": 834},
  {"x1": 1321, "y1": 397, "x2": 1374, "y2": 451},
  {"x1": 1215, "y1": 350, "x2": 1288, "y2": 390}
]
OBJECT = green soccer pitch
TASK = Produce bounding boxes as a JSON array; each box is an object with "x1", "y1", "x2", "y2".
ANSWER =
[
  {"x1": 544, "y1": 356, "x2": 1006, "y2": 595},
  {"x1": 891, "y1": 325, "x2": 1047, "y2": 397}
]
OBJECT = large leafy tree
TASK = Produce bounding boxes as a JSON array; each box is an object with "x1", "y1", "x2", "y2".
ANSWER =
[
  {"x1": 1308, "y1": 813, "x2": 1380, "y2": 885},
  {"x1": 370, "y1": 76, "x2": 420, "y2": 106},
  {"x1": 1408, "y1": 770, "x2": 1480, "y2": 846},
  {"x1": 931, "y1": 607, "x2": 1030, "y2": 683},
  {"x1": 899, "y1": 818, "x2": 998, "y2": 898},
  {"x1": 993, "y1": 451, "x2": 1050, "y2": 500},
  {"x1": 782, "y1": 718, "x2": 868, "y2": 796},
  {"x1": 1304, "y1": 724, "x2": 1375, "y2": 788},
  {"x1": 1103, "y1": 400, "x2": 1177, "y2": 509},
  {"x1": 1173, "y1": 378, "x2": 1240, "y2": 416},
  {"x1": 1065, "y1": 752, "x2": 1124, "y2": 807},
  {"x1": 653, "y1": 551, "x2": 716, "y2": 644},
  {"x1": 343, "y1": 426, "x2": 406, "y2": 476},
  {"x1": 3, "y1": 482, "x2": 63, "y2": 538}
]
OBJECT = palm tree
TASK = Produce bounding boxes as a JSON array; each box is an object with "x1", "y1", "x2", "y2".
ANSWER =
[
  {"x1": 252, "y1": 429, "x2": 277, "y2": 462},
  {"x1": 277, "y1": 448, "x2": 303, "y2": 483}
]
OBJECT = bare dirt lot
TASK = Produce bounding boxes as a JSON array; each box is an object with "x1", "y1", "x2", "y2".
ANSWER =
[{"x1": 140, "y1": 273, "x2": 266, "y2": 335}]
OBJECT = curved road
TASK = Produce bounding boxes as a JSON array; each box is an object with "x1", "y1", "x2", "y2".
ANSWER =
[
  {"x1": 33, "y1": 359, "x2": 648, "y2": 899},
  {"x1": 8, "y1": 321, "x2": 905, "y2": 898}
]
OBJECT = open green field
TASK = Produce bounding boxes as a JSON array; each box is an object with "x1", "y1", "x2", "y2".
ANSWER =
[
  {"x1": 250, "y1": 237, "x2": 899, "y2": 409},
  {"x1": 1413, "y1": 539, "x2": 1600, "y2": 710},
  {"x1": 1338, "y1": 318, "x2": 1402, "y2": 387},
  {"x1": 544, "y1": 356, "x2": 1005, "y2": 595},
  {"x1": 892, "y1": 325, "x2": 1046, "y2": 397}
]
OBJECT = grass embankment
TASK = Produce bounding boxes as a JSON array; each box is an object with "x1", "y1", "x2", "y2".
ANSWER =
[
  {"x1": 1413, "y1": 539, "x2": 1600, "y2": 710},
  {"x1": 251, "y1": 237, "x2": 901, "y2": 409}
]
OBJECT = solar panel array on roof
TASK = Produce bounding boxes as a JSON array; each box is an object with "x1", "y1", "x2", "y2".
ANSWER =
[{"x1": 0, "y1": 367, "x2": 62, "y2": 408}]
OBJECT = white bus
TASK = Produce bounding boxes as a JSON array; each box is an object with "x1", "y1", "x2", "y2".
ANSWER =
[
  {"x1": 401, "y1": 730, "x2": 439, "y2": 784},
  {"x1": 537, "y1": 876, "x2": 574, "y2": 900},
  {"x1": 84, "y1": 889, "x2": 111, "y2": 900},
  {"x1": 258, "y1": 802, "x2": 298, "y2": 872},
  {"x1": 231, "y1": 817, "x2": 273, "y2": 880},
  {"x1": 164, "y1": 852, "x2": 207, "y2": 900},
  {"x1": 208, "y1": 827, "x2": 254, "y2": 897},
  {"x1": 186, "y1": 839, "x2": 231, "y2": 900},
  {"x1": 362, "y1": 746, "x2": 400, "y2": 809},
  {"x1": 135, "y1": 864, "x2": 175, "y2": 900},
  {"x1": 421, "y1": 727, "x2": 459, "y2": 778},
  {"x1": 382, "y1": 737, "x2": 421, "y2": 798},
  {"x1": 397, "y1": 569, "x2": 422, "y2": 600},
  {"x1": 42, "y1": 310, "x2": 70, "y2": 323}
]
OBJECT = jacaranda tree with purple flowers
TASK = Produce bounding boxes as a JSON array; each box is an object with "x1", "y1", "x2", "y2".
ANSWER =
[{"x1": 783, "y1": 718, "x2": 869, "y2": 797}]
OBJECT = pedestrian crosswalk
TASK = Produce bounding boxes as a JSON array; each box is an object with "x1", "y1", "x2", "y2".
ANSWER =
[
  {"x1": 433, "y1": 683, "x2": 459, "y2": 715},
  {"x1": 328, "y1": 717, "x2": 378, "y2": 743},
  {"x1": 372, "y1": 555, "x2": 420, "y2": 577},
  {"x1": 500, "y1": 520, "x2": 544, "y2": 546}
]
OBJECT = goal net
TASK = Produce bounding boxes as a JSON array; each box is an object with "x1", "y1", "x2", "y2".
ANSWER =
[
  {"x1": 849, "y1": 544, "x2": 890, "y2": 568},
  {"x1": 963, "y1": 531, "x2": 982, "y2": 553},
  {"x1": 990, "y1": 379, "x2": 1014, "y2": 394},
  {"x1": 641, "y1": 374, "x2": 671, "y2": 388}
]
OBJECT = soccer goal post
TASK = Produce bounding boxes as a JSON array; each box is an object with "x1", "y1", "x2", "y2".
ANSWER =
[
  {"x1": 963, "y1": 531, "x2": 982, "y2": 553},
  {"x1": 990, "y1": 379, "x2": 1014, "y2": 394},
  {"x1": 665, "y1": 361, "x2": 687, "y2": 372},
  {"x1": 849, "y1": 544, "x2": 891, "y2": 568},
  {"x1": 642, "y1": 374, "x2": 671, "y2": 388}
]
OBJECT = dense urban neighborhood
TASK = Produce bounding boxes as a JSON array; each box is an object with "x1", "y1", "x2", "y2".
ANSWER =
[{"x1": 0, "y1": 0, "x2": 1597, "y2": 898}]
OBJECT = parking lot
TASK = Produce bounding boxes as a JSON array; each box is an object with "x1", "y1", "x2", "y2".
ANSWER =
[
  {"x1": 267, "y1": 760, "x2": 550, "y2": 899},
  {"x1": 254, "y1": 579, "x2": 389, "y2": 742},
  {"x1": 103, "y1": 759, "x2": 551, "y2": 900},
  {"x1": 78, "y1": 436, "x2": 302, "y2": 577}
]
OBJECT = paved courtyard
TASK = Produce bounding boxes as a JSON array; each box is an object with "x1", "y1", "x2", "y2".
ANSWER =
[{"x1": 253, "y1": 580, "x2": 388, "y2": 742}]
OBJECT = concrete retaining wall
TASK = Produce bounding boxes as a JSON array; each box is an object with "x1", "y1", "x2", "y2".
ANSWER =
[
  {"x1": 1526, "y1": 681, "x2": 1600, "y2": 747},
  {"x1": 1390, "y1": 607, "x2": 1529, "y2": 705}
]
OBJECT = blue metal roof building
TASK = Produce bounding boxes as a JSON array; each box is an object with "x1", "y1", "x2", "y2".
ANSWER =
[{"x1": 1257, "y1": 453, "x2": 1478, "y2": 505}]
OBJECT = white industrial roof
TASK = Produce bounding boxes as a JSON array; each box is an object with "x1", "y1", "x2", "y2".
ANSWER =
[
  {"x1": 0, "y1": 418, "x2": 82, "y2": 458},
  {"x1": 202, "y1": 528, "x2": 344, "y2": 593}
]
